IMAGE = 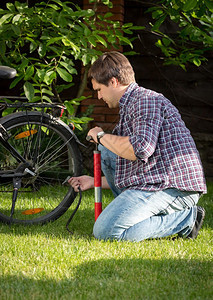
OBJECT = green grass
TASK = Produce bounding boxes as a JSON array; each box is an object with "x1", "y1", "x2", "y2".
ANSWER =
[{"x1": 0, "y1": 183, "x2": 212, "y2": 300}]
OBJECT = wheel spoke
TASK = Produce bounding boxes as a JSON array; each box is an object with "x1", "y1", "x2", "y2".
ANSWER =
[{"x1": 36, "y1": 136, "x2": 74, "y2": 172}]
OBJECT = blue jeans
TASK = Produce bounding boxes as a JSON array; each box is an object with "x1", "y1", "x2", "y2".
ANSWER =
[{"x1": 93, "y1": 145, "x2": 200, "y2": 242}]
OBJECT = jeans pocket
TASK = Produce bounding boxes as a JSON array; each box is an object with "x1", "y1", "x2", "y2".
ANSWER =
[
  {"x1": 176, "y1": 196, "x2": 190, "y2": 209},
  {"x1": 160, "y1": 193, "x2": 198, "y2": 215},
  {"x1": 171, "y1": 193, "x2": 198, "y2": 211}
]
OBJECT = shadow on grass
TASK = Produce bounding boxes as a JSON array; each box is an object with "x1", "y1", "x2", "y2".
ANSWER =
[{"x1": 0, "y1": 257, "x2": 212, "y2": 299}]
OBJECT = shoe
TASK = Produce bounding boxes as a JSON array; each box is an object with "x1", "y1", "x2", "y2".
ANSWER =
[{"x1": 186, "y1": 206, "x2": 205, "y2": 239}]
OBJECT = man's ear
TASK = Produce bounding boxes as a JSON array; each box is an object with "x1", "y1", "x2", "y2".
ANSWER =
[{"x1": 110, "y1": 77, "x2": 119, "y2": 87}]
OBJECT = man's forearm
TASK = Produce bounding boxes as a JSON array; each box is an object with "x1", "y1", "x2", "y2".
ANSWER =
[{"x1": 100, "y1": 134, "x2": 136, "y2": 161}]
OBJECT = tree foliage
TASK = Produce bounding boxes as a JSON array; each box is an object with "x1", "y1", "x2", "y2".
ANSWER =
[
  {"x1": 0, "y1": 0, "x2": 142, "y2": 128},
  {"x1": 146, "y1": 0, "x2": 213, "y2": 69}
]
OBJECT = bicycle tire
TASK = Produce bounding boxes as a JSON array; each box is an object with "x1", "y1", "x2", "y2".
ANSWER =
[{"x1": 0, "y1": 111, "x2": 82, "y2": 224}]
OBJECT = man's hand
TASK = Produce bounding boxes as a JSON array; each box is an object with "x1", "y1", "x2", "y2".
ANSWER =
[
  {"x1": 68, "y1": 175, "x2": 94, "y2": 192},
  {"x1": 87, "y1": 126, "x2": 103, "y2": 144}
]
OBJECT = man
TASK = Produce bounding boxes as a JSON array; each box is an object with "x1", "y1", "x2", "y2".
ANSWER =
[{"x1": 69, "y1": 51, "x2": 206, "y2": 242}]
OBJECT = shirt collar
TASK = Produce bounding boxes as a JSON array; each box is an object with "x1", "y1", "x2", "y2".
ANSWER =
[{"x1": 119, "y1": 82, "x2": 139, "y2": 107}]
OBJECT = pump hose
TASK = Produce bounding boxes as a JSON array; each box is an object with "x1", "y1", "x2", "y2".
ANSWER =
[{"x1": 66, "y1": 186, "x2": 82, "y2": 234}]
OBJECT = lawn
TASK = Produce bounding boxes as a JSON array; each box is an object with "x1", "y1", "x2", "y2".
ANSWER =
[{"x1": 0, "y1": 183, "x2": 212, "y2": 300}]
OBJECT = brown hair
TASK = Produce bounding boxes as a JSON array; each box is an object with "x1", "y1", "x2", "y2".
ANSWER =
[{"x1": 88, "y1": 51, "x2": 135, "y2": 88}]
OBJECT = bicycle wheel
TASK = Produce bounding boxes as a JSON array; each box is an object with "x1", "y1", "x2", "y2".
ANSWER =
[{"x1": 0, "y1": 111, "x2": 82, "y2": 224}]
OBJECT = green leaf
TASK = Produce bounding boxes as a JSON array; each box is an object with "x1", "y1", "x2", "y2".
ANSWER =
[
  {"x1": 205, "y1": 0, "x2": 213, "y2": 10},
  {"x1": 30, "y1": 41, "x2": 38, "y2": 53},
  {"x1": 72, "y1": 123, "x2": 82, "y2": 131},
  {"x1": 152, "y1": 14, "x2": 166, "y2": 30},
  {"x1": 162, "y1": 38, "x2": 171, "y2": 46},
  {"x1": 62, "y1": 38, "x2": 80, "y2": 52},
  {"x1": 58, "y1": 13, "x2": 67, "y2": 28},
  {"x1": 84, "y1": 27, "x2": 91, "y2": 36},
  {"x1": 183, "y1": 0, "x2": 197, "y2": 11},
  {"x1": 129, "y1": 26, "x2": 145, "y2": 30},
  {"x1": 104, "y1": 12, "x2": 113, "y2": 19},
  {"x1": 193, "y1": 57, "x2": 201, "y2": 66},
  {"x1": 87, "y1": 36, "x2": 97, "y2": 47},
  {"x1": 56, "y1": 82, "x2": 74, "y2": 93},
  {"x1": 56, "y1": 67, "x2": 73, "y2": 82},
  {"x1": 46, "y1": 37, "x2": 63, "y2": 46},
  {"x1": 122, "y1": 23, "x2": 133, "y2": 28},
  {"x1": 94, "y1": 34, "x2": 107, "y2": 47},
  {"x1": 119, "y1": 36, "x2": 133, "y2": 48},
  {"x1": 102, "y1": 0, "x2": 113, "y2": 9},
  {"x1": 19, "y1": 58, "x2": 29, "y2": 70},
  {"x1": 64, "y1": 100, "x2": 75, "y2": 115},
  {"x1": 48, "y1": 46, "x2": 61, "y2": 56},
  {"x1": 0, "y1": 14, "x2": 13, "y2": 26},
  {"x1": 31, "y1": 96, "x2": 41, "y2": 102},
  {"x1": 38, "y1": 43, "x2": 46, "y2": 58},
  {"x1": 107, "y1": 35, "x2": 116, "y2": 43},
  {"x1": 15, "y1": 1, "x2": 28, "y2": 12},
  {"x1": 24, "y1": 65, "x2": 34, "y2": 80},
  {"x1": 59, "y1": 62, "x2": 77, "y2": 74},
  {"x1": 122, "y1": 28, "x2": 133, "y2": 34},
  {"x1": 6, "y1": 3, "x2": 15, "y2": 12},
  {"x1": 24, "y1": 82, "x2": 35, "y2": 102},
  {"x1": 46, "y1": 3, "x2": 60, "y2": 10},
  {"x1": 12, "y1": 14, "x2": 22, "y2": 23},
  {"x1": 82, "y1": 54, "x2": 91, "y2": 66},
  {"x1": 10, "y1": 75, "x2": 24, "y2": 89},
  {"x1": 44, "y1": 71, "x2": 56, "y2": 85},
  {"x1": 152, "y1": 10, "x2": 163, "y2": 19},
  {"x1": 11, "y1": 24, "x2": 21, "y2": 35},
  {"x1": 70, "y1": 96, "x2": 88, "y2": 104},
  {"x1": 42, "y1": 95, "x2": 52, "y2": 103},
  {"x1": 41, "y1": 88, "x2": 54, "y2": 96}
]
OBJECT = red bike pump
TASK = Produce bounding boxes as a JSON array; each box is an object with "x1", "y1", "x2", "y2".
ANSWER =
[
  {"x1": 86, "y1": 136, "x2": 102, "y2": 221},
  {"x1": 94, "y1": 147, "x2": 102, "y2": 221}
]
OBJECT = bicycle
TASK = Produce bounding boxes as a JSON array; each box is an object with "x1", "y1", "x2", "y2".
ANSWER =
[{"x1": 0, "y1": 66, "x2": 83, "y2": 225}]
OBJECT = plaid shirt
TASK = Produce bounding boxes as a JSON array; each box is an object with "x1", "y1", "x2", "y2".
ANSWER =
[{"x1": 113, "y1": 83, "x2": 207, "y2": 193}]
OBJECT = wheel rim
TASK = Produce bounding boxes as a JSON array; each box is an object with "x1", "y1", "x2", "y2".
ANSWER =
[{"x1": 0, "y1": 114, "x2": 81, "y2": 224}]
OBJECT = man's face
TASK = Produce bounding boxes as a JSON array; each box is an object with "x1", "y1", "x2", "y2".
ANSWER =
[{"x1": 91, "y1": 78, "x2": 120, "y2": 109}]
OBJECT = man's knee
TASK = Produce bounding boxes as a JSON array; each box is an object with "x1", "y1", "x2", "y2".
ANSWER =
[
  {"x1": 93, "y1": 214, "x2": 124, "y2": 241},
  {"x1": 93, "y1": 219, "x2": 108, "y2": 240}
]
